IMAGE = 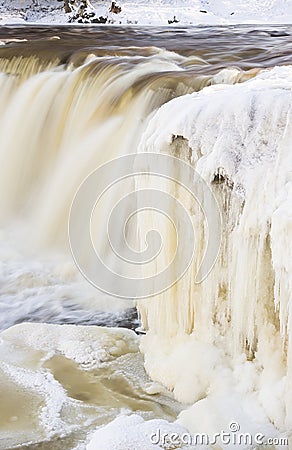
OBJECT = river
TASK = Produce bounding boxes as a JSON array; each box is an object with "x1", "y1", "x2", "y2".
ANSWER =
[{"x1": 0, "y1": 25, "x2": 291, "y2": 449}]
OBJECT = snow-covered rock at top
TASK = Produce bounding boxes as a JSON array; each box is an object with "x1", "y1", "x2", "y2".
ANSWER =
[{"x1": 1, "y1": 0, "x2": 292, "y2": 25}]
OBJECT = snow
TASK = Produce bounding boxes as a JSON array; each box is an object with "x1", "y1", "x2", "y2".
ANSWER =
[
  {"x1": 1, "y1": 0, "x2": 292, "y2": 25},
  {"x1": 86, "y1": 415, "x2": 196, "y2": 450}
]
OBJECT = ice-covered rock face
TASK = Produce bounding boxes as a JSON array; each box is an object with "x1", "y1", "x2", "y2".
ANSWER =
[
  {"x1": 137, "y1": 66, "x2": 292, "y2": 438},
  {"x1": 0, "y1": 323, "x2": 183, "y2": 449}
]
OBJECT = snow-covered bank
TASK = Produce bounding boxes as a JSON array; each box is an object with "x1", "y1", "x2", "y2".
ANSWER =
[{"x1": 1, "y1": 0, "x2": 292, "y2": 26}]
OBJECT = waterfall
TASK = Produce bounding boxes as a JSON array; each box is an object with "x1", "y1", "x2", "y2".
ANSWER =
[
  {"x1": 0, "y1": 49, "x2": 216, "y2": 247},
  {"x1": 0, "y1": 42, "x2": 290, "y2": 444}
]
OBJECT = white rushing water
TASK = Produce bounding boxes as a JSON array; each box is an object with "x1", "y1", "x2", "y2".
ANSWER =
[{"x1": 0, "y1": 38, "x2": 291, "y2": 449}]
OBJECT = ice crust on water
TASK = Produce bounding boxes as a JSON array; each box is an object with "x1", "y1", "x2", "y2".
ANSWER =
[
  {"x1": 0, "y1": 323, "x2": 183, "y2": 448},
  {"x1": 0, "y1": 323, "x2": 140, "y2": 447},
  {"x1": 136, "y1": 66, "x2": 292, "y2": 441}
]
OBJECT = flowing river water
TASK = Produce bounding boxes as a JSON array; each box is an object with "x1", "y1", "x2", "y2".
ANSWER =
[{"x1": 0, "y1": 25, "x2": 291, "y2": 449}]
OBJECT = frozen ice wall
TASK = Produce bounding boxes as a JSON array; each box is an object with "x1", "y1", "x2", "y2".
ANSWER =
[{"x1": 138, "y1": 66, "x2": 292, "y2": 438}]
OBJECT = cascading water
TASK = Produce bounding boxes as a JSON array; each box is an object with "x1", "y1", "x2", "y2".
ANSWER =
[{"x1": 0, "y1": 26, "x2": 291, "y2": 449}]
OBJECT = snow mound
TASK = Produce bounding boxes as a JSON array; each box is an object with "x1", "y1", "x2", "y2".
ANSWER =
[{"x1": 86, "y1": 414, "x2": 197, "y2": 450}]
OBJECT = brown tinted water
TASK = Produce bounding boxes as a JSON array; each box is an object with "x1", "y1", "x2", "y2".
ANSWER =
[{"x1": 1, "y1": 25, "x2": 292, "y2": 70}]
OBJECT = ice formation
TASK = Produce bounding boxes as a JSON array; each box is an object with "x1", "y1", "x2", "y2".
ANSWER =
[{"x1": 137, "y1": 66, "x2": 292, "y2": 441}]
